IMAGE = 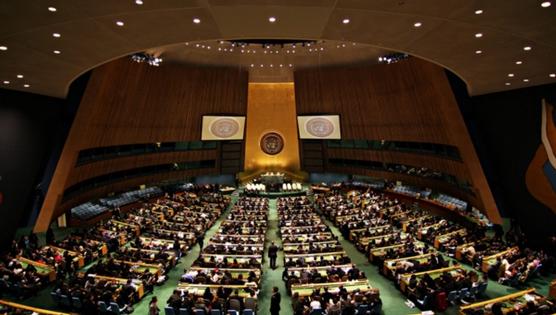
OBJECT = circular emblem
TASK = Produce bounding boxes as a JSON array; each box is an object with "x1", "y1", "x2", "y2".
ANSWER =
[
  {"x1": 260, "y1": 132, "x2": 284, "y2": 155},
  {"x1": 306, "y1": 117, "x2": 335, "y2": 138},
  {"x1": 210, "y1": 118, "x2": 240, "y2": 138}
]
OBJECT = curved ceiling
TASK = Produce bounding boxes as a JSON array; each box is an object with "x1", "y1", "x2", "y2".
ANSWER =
[{"x1": 0, "y1": 0, "x2": 555, "y2": 98}]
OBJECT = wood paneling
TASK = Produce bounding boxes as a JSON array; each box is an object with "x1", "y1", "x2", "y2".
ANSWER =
[
  {"x1": 67, "y1": 150, "x2": 218, "y2": 187},
  {"x1": 295, "y1": 58, "x2": 501, "y2": 223},
  {"x1": 35, "y1": 59, "x2": 248, "y2": 231}
]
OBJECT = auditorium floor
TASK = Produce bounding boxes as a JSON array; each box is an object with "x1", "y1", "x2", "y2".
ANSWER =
[{"x1": 11, "y1": 194, "x2": 556, "y2": 315}]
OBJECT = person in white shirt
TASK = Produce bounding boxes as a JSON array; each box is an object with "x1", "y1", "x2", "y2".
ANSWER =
[{"x1": 310, "y1": 297, "x2": 322, "y2": 310}]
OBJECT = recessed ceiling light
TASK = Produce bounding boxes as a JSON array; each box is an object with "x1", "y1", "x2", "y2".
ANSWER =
[
  {"x1": 135, "y1": 0, "x2": 143, "y2": 4},
  {"x1": 48, "y1": 6, "x2": 57, "y2": 12},
  {"x1": 3, "y1": 81, "x2": 9, "y2": 84},
  {"x1": 523, "y1": 46, "x2": 532, "y2": 51},
  {"x1": 550, "y1": 73, "x2": 556, "y2": 78},
  {"x1": 268, "y1": 16, "x2": 277, "y2": 23},
  {"x1": 23, "y1": 84, "x2": 30, "y2": 88},
  {"x1": 505, "y1": 82, "x2": 511, "y2": 86},
  {"x1": 508, "y1": 73, "x2": 514, "y2": 77},
  {"x1": 475, "y1": 33, "x2": 483, "y2": 38},
  {"x1": 193, "y1": 18, "x2": 201, "y2": 24},
  {"x1": 289, "y1": 64, "x2": 293, "y2": 67},
  {"x1": 523, "y1": 78, "x2": 529, "y2": 82},
  {"x1": 342, "y1": 18, "x2": 350, "y2": 24},
  {"x1": 475, "y1": 50, "x2": 482, "y2": 54},
  {"x1": 53, "y1": 50, "x2": 61, "y2": 54},
  {"x1": 0, "y1": 46, "x2": 7, "y2": 51},
  {"x1": 116, "y1": 21, "x2": 124, "y2": 26},
  {"x1": 52, "y1": 33, "x2": 61, "y2": 38},
  {"x1": 414, "y1": 22, "x2": 422, "y2": 28},
  {"x1": 541, "y1": 1, "x2": 551, "y2": 7},
  {"x1": 515, "y1": 61, "x2": 523, "y2": 65},
  {"x1": 475, "y1": 9, "x2": 483, "y2": 14},
  {"x1": 16, "y1": 74, "x2": 23, "y2": 79},
  {"x1": 250, "y1": 64, "x2": 254, "y2": 67}
]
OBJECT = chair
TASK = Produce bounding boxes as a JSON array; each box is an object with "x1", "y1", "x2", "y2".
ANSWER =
[
  {"x1": 60, "y1": 294, "x2": 72, "y2": 308},
  {"x1": 98, "y1": 301, "x2": 108, "y2": 313},
  {"x1": 194, "y1": 309, "x2": 206, "y2": 315},
  {"x1": 309, "y1": 310, "x2": 323, "y2": 315},
  {"x1": 242, "y1": 309, "x2": 254, "y2": 315},
  {"x1": 211, "y1": 310, "x2": 222, "y2": 315},
  {"x1": 415, "y1": 295, "x2": 432, "y2": 310},
  {"x1": 50, "y1": 292, "x2": 61, "y2": 305},
  {"x1": 179, "y1": 309, "x2": 190, "y2": 315},
  {"x1": 469, "y1": 285, "x2": 479, "y2": 298},
  {"x1": 72, "y1": 296, "x2": 83, "y2": 309},
  {"x1": 165, "y1": 307, "x2": 176, "y2": 315},
  {"x1": 109, "y1": 302, "x2": 126, "y2": 315},
  {"x1": 447, "y1": 291, "x2": 459, "y2": 305},
  {"x1": 227, "y1": 311, "x2": 239, "y2": 315},
  {"x1": 477, "y1": 282, "x2": 488, "y2": 296},
  {"x1": 459, "y1": 288, "x2": 471, "y2": 304},
  {"x1": 356, "y1": 304, "x2": 369, "y2": 314}
]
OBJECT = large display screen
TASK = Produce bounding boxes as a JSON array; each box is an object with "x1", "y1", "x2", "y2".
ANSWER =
[
  {"x1": 201, "y1": 116, "x2": 246, "y2": 140},
  {"x1": 297, "y1": 115, "x2": 341, "y2": 139}
]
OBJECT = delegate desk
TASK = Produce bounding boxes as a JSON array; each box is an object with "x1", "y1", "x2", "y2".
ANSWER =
[
  {"x1": 187, "y1": 267, "x2": 261, "y2": 280},
  {"x1": 369, "y1": 242, "x2": 426, "y2": 263},
  {"x1": 285, "y1": 251, "x2": 347, "y2": 264},
  {"x1": 401, "y1": 215, "x2": 432, "y2": 232},
  {"x1": 399, "y1": 265, "x2": 464, "y2": 294},
  {"x1": 416, "y1": 221, "x2": 446, "y2": 240},
  {"x1": 0, "y1": 300, "x2": 71, "y2": 315},
  {"x1": 177, "y1": 283, "x2": 257, "y2": 298},
  {"x1": 481, "y1": 247, "x2": 519, "y2": 273},
  {"x1": 113, "y1": 259, "x2": 163, "y2": 276},
  {"x1": 98, "y1": 229, "x2": 127, "y2": 245},
  {"x1": 434, "y1": 228, "x2": 468, "y2": 249},
  {"x1": 211, "y1": 234, "x2": 264, "y2": 244},
  {"x1": 44, "y1": 245, "x2": 85, "y2": 268},
  {"x1": 291, "y1": 280, "x2": 377, "y2": 297},
  {"x1": 139, "y1": 236, "x2": 189, "y2": 252},
  {"x1": 383, "y1": 253, "x2": 433, "y2": 279},
  {"x1": 459, "y1": 288, "x2": 553, "y2": 315},
  {"x1": 87, "y1": 274, "x2": 145, "y2": 299},
  {"x1": 349, "y1": 225, "x2": 391, "y2": 241},
  {"x1": 109, "y1": 220, "x2": 141, "y2": 236},
  {"x1": 288, "y1": 264, "x2": 353, "y2": 278},
  {"x1": 126, "y1": 247, "x2": 176, "y2": 267},
  {"x1": 200, "y1": 254, "x2": 262, "y2": 265},
  {"x1": 17, "y1": 257, "x2": 56, "y2": 282},
  {"x1": 358, "y1": 232, "x2": 409, "y2": 249},
  {"x1": 282, "y1": 232, "x2": 334, "y2": 243},
  {"x1": 283, "y1": 240, "x2": 339, "y2": 252}
]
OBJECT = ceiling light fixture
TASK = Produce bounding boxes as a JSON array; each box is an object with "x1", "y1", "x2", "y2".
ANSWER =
[
  {"x1": 48, "y1": 6, "x2": 57, "y2": 12},
  {"x1": 268, "y1": 16, "x2": 277, "y2": 23},
  {"x1": 523, "y1": 78, "x2": 529, "y2": 82},
  {"x1": 508, "y1": 73, "x2": 514, "y2": 77},
  {"x1": 53, "y1": 50, "x2": 61, "y2": 54},
  {"x1": 135, "y1": 0, "x2": 143, "y2": 4},
  {"x1": 342, "y1": 18, "x2": 350, "y2": 24},
  {"x1": 3, "y1": 81, "x2": 9, "y2": 84},
  {"x1": 550, "y1": 73, "x2": 556, "y2": 78},
  {"x1": 52, "y1": 33, "x2": 61, "y2": 38},
  {"x1": 475, "y1": 33, "x2": 483, "y2": 38},
  {"x1": 0, "y1": 46, "x2": 7, "y2": 51},
  {"x1": 505, "y1": 82, "x2": 511, "y2": 86},
  {"x1": 475, "y1": 50, "x2": 482, "y2": 54},
  {"x1": 523, "y1": 46, "x2": 532, "y2": 51},
  {"x1": 541, "y1": 1, "x2": 551, "y2": 7},
  {"x1": 193, "y1": 18, "x2": 201, "y2": 24},
  {"x1": 116, "y1": 21, "x2": 125, "y2": 26},
  {"x1": 23, "y1": 84, "x2": 30, "y2": 88},
  {"x1": 475, "y1": 9, "x2": 483, "y2": 14},
  {"x1": 16, "y1": 74, "x2": 23, "y2": 78},
  {"x1": 515, "y1": 61, "x2": 523, "y2": 65},
  {"x1": 414, "y1": 22, "x2": 422, "y2": 28}
]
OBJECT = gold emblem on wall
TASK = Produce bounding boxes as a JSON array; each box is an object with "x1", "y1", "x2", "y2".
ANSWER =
[{"x1": 260, "y1": 132, "x2": 284, "y2": 155}]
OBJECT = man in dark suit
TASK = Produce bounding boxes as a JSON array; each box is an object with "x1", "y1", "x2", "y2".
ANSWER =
[
  {"x1": 268, "y1": 242, "x2": 279, "y2": 269},
  {"x1": 270, "y1": 286, "x2": 281, "y2": 315}
]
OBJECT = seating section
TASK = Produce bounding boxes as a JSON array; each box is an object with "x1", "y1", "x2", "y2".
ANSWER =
[
  {"x1": 70, "y1": 202, "x2": 109, "y2": 220},
  {"x1": 279, "y1": 196, "x2": 381, "y2": 314},
  {"x1": 169, "y1": 197, "x2": 268, "y2": 315}
]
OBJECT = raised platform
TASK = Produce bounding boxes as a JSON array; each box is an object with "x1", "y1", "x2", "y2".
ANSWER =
[{"x1": 241, "y1": 187, "x2": 308, "y2": 197}]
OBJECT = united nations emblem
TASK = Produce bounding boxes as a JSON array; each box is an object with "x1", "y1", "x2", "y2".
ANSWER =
[
  {"x1": 306, "y1": 117, "x2": 334, "y2": 138},
  {"x1": 210, "y1": 118, "x2": 240, "y2": 138},
  {"x1": 260, "y1": 132, "x2": 284, "y2": 155}
]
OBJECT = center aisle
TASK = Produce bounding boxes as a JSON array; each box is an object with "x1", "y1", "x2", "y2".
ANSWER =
[
  {"x1": 131, "y1": 195, "x2": 239, "y2": 314},
  {"x1": 258, "y1": 198, "x2": 294, "y2": 315}
]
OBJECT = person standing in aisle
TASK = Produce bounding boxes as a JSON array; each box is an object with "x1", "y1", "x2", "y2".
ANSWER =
[
  {"x1": 270, "y1": 286, "x2": 281, "y2": 315},
  {"x1": 197, "y1": 233, "x2": 204, "y2": 250},
  {"x1": 268, "y1": 241, "x2": 278, "y2": 269}
]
